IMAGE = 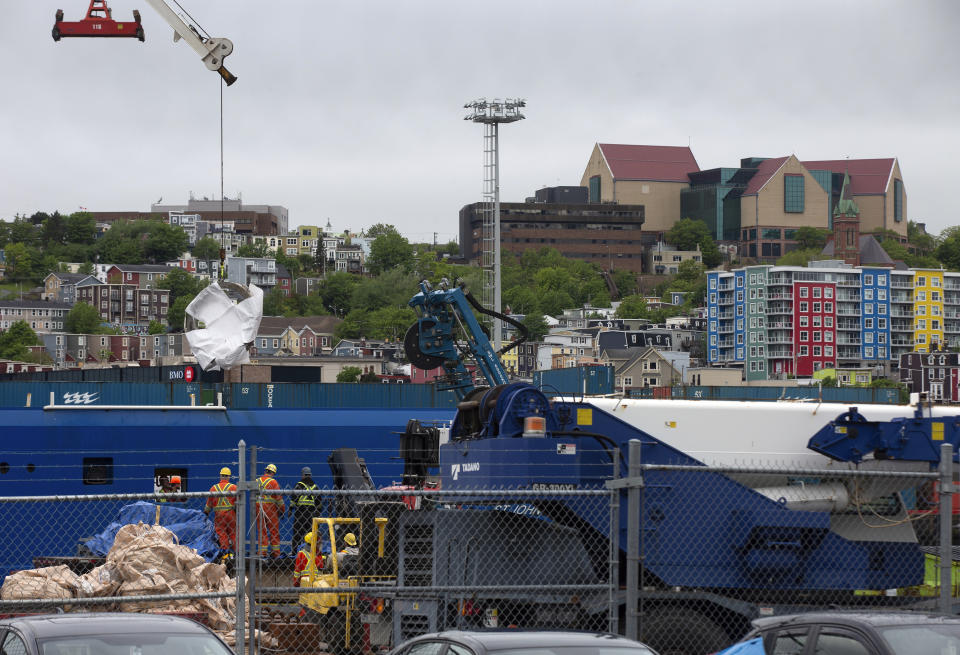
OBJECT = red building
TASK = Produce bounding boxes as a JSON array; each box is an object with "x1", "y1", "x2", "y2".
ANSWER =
[{"x1": 792, "y1": 281, "x2": 837, "y2": 376}]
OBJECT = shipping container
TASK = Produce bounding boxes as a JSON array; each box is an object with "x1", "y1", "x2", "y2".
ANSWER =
[{"x1": 534, "y1": 366, "x2": 614, "y2": 396}]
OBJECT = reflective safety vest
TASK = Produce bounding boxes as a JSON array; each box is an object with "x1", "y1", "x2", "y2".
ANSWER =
[
  {"x1": 208, "y1": 481, "x2": 237, "y2": 512},
  {"x1": 257, "y1": 475, "x2": 282, "y2": 506},
  {"x1": 294, "y1": 480, "x2": 318, "y2": 507}
]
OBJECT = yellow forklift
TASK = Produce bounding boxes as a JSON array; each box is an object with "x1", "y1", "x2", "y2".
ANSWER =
[{"x1": 297, "y1": 516, "x2": 394, "y2": 653}]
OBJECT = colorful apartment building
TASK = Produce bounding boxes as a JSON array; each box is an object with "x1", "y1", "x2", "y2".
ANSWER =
[{"x1": 708, "y1": 264, "x2": 960, "y2": 379}]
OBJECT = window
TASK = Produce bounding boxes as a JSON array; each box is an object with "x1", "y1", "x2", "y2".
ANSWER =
[
  {"x1": 824, "y1": 287, "x2": 833, "y2": 299},
  {"x1": 825, "y1": 346, "x2": 834, "y2": 357},
  {"x1": 83, "y1": 457, "x2": 114, "y2": 485},
  {"x1": 710, "y1": 278, "x2": 717, "y2": 289},
  {"x1": 864, "y1": 303, "x2": 873, "y2": 314},
  {"x1": 878, "y1": 288, "x2": 887, "y2": 300},
  {"x1": 813, "y1": 287, "x2": 822, "y2": 298},
  {"x1": 800, "y1": 302, "x2": 809, "y2": 312},
  {"x1": 799, "y1": 287, "x2": 809, "y2": 298},
  {"x1": 813, "y1": 315, "x2": 822, "y2": 327},
  {"x1": 865, "y1": 333, "x2": 874, "y2": 344},
  {"x1": 800, "y1": 331, "x2": 809, "y2": 342},
  {"x1": 813, "y1": 346, "x2": 822, "y2": 356},
  {"x1": 864, "y1": 347, "x2": 875, "y2": 359},
  {"x1": 825, "y1": 316, "x2": 833, "y2": 327},
  {"x1": 813, "y1": 331, "x2": 821, "y2": 342},
  {"x1": 917, "y1": 276, "x2": 926, "y2": 287},
  {"x1": 800, "y1": 316, "x2": 809, "y2": 327},
  {"x1": 864, "y1": 288, "x2": 873, "y2": 300},
  {"x1": 588, "y1": 175, "x2": 601, "y2": 203},
  {"x1": 825, "y1": 331, "x2": 833, "y2": 342},
  {"x1": 737, "y1": 291, "x2": 744, "y2": 302},
  {"x1": 800, "y1": 345, "x2": 809, "y2": 356},
  {"x1": 878, "y1": 318, "x2": 887, "y2": 329},
  {"x1": 813, "y1": 302, "x2": 821, "y2": 312},
  {"x1": 894, "y1": 179, "x2": 904, "y2": 222},
  {"x1": 784, "y1": 174, "x2": 805, "y2": 212},
  {"x1": 865, "y1": 318, "x2": 873, "y2": 329},
  {"x1": 864, "y1": 274, "x2": 874, "y2": 285}
]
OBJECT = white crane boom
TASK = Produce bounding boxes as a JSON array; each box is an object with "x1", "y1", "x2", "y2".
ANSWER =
[{"x1": 143, "y1": 0, "x2": 236, "y2": 85}]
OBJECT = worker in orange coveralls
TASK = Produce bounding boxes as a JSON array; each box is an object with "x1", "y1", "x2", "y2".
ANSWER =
[
  {"x1": 293, "y1": 531, "x2": 324, "y2": 586},
  {"x1": 256, "y1": 463, "x2": 286, "y2": 557},
  {"x1": 204, "y1": 467, "x2": 237, "y2": 552}
]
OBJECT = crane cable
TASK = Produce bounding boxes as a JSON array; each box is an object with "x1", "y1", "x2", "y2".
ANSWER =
[{"x1": 218, "y1": 75, "x2": 225, "y2": 281}]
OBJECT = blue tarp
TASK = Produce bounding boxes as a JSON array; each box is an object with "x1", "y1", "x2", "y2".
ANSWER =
[
  {"x1": 84, "y1": 501, "x2": 220, "y2": 562},
  {"x1": 715, "y1": 637, "x2": 764, "y2": 655}
]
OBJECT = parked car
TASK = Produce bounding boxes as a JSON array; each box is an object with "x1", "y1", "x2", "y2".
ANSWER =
[
  {"x1": 0, "y1": 613, "x2": 233, "y2": 655},
  {"x1": 733, "y1": 610, "x2": 960, "y2": 655},
  {"x1": 389, "y1": 630, "x2": 658, "y2": 655}
]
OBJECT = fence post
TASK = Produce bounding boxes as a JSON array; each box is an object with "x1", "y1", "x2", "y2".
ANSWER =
[
  {"x1": 248, "y1": 445, "x2": 258, "y2": 655},
  {"x1": 236, "y1": 440, "x2": 246, "y2": 654},
  {"x1": 626, "y1": 439, "x2": 641, "y2": 642},
  {"x1": 940, "y1": 442, "x2": 954, "y2": 614},
  {"x1": 608, "y1": 447, "x2": 620, "y2": 635}
]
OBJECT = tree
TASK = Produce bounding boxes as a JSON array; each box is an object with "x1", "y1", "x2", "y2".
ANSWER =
[
  {"x1": 64, "y1": 302, "x2": 104, "y2": 334},
  {"x1": 615, "y1": 295, "x2": 647, "y2": 319},
  {"x1": 167, "y1": 296, "x2": 191, "y2": 331},
  {"x1": 41, "y1": 212, "x2": 68, "y2": 246},
  {"x1": 65, "y1": 212, "x2": 96, "y2": 244},
  {"x1": 3, "y1": 242, "x2": 35, "y2": 281},
  {"x1": 297, "y1": 253, "x2": 315, "y2": 273},
  {"x1": 880, "y1": 238, "x2": 910, "y2": 262},
  {"x1": 320, "y1": 272, "x2": 359, "y2": 316},
  {"x1": 665, "y1": 218, "x2": 722, "y2": 267},
  {"x1": 367, "y1": 232, "x2": 415, "y2": 275},
  {"x1": 336, "y1": 366, "x2": 362, "y2": 383},
  {"x1": 676, "y1": 259, "x2": 705, "y2": 283},
  {"x1": 263, "y1": 287, "x2": 288, "y2": 316},
  {"x1": 611, "y1": 270, "x2": 637, "y2": 297},
  {"x1": 192, "y1": 236, "x2": 221, "y2": 262},
  {"x1": 237, "y1": 241, "x2": 271, "y2": 258},
  {"x1": 359, "y1": 368, "x2": 380, "y2": 383},
  {"x1": 144, "y1": 223, "x2": 189, "y2": 263},
  {"x1": 520, "y1": 313, "x2": 549, "y2": 341},
  {"x1": 908, "y1": 221, "x2": 936, "y2": 256},
  {"x1": 538, "y1": 289, "x2": 574, "y2": 317},
  {"x1": 936, "y1": 226, "x2": 960, "y2": 270},
  {"x1": 365, "y1": 223, "x2": 399, "y2": 239},
  {"x1": 792, "y1": 226, "x2": 830, "y2": 250},
  {"x1": 504, "y1": 286, "x2": 539, "y2": 314},
  {"x1": 10, "y1": 216, "x2": 39, "y2": 245},
  {"x1": 776, "y1": 248, "x2": 826, "y2": 267},
  {"x1": 0, "y1": 321, "x2": 39, "y2": 360},
  {"x1": 158, "y1": 268, "x2": 206, "y2": 303},
  {"x1": 148, "y1": 320, "x2": 166, "y2": 335}
]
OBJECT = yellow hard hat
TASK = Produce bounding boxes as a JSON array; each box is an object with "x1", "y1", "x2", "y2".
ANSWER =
[
  {"x1": 265, "y1": 464, "x2": 277, "y2": 474},
  {"x1": 343, "y1": 533, "x2": 357, "y2": 547},
  {"x1": 220, "y1": 467, "x2": 231, "y2": 477},
  {"x1": 304, "y1": 532, "x2": 315, "y2": 544}
]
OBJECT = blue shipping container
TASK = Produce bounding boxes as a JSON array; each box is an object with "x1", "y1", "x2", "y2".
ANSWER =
[{"x1": 535, "y1": 366, "x2": 614, "y2": 396}]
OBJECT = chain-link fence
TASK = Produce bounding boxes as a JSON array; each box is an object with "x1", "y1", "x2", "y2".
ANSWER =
[{"x1": 0, "y1": 442, "x2": 956, "y2": 655}]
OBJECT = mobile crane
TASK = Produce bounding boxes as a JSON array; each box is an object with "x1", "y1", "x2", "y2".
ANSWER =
[
  {"x1": 396, "y1": 278, "x2": 960, "y2": 654},
  {"x1": 53, "y1": 0, "x2": 237, "y2": 85}
]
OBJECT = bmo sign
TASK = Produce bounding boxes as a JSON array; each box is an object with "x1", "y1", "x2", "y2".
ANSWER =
[{"x1": 169, "y1": 366, "x2": 196, "y2": 382}]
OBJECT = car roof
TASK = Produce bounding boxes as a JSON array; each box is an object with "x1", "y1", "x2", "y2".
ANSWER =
[
  {"x1": 752, "y1": 611, "x2": 960, "y2": 631},
  {"x1": 0, "y1": 613, "x2": 212, "y2": 639},
  {"x1": 405, "y1": 630, "x2": 646, "y2": 650}
]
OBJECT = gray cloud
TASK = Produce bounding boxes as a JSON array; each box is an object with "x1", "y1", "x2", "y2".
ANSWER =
[{"x1": 2, "y1": 0, "x2": 957, "y2": 240}]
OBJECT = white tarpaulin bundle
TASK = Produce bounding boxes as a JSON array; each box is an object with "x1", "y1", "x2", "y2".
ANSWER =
[{"x1": 184, "y1": 282, "x2": 263, "y2": 371}]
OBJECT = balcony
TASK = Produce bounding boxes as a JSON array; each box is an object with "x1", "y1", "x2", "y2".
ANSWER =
[
  {"x1": 717, "y1": 325, "x2": 734, "y2": 334},
  {"x1": 944, "y1": 280, "x2": 960, "y2": 291},
  {"x1": 769, "y1": 321, "x2": 793, "y2": 329},
  {"x1": 836, "y1": 320, "x2": 860, "y2": 330},
  {"x1": 837, "y1": 308, "x2": 861, "y2": 316},
  {"x1": 836, "y1": 293, "x2": 862, "y2": 302},
  {"x1": 767, "y1": 348, "x2": 793, "y2": 358},
  {"x1": 767, "y1": 334, "x2": 793, "y2": 344},
  {"x1": 717, "y1": 283, "x2": 732, "y2": 291},
  {"x1": 837, "y1": 346, "x2": 861, "y2": 358},
  {"x1": 891, "y1": 277, "x2": 913, "y2": 288},
  {"x1": 836, "y1": 277, "x2": 860, "y2": 287},
  {"x1": 767, "y1": 303, "x2": 792, "y2": 314},
  {"x1": 718, "y1": 311, "x2": 734, "y2": 319},
  {"x1": 718, "y1": 297, "x2": 734, "y2": 306},
  {"x1": 891, "y1": 338, "x2": 915, "y2": 346},
  {"x1": 837, "y1": 336, "x2": 862, "y2": 345},
  {"x1": 767, "y1": 292, "x2": 792, "y2": 300},
  {"x1": 890, "y1": 308, "x2": 913, "y2": 317},
  {"x1": 891, "y1": 292, "x2": 913, "y2": 303},
  {"x1": 718, "y1": 339, "x2": 735, "y2": 348}
]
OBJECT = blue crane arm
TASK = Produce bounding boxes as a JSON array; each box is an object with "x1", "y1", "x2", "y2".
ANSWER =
[
  {"x1": 406, "y1": 280, "x2": 509, "y2": 399},
  {"x1": 807, "y1": 405, "x2": 960, "y2": 465}
]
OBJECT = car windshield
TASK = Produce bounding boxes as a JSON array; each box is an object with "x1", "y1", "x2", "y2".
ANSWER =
[
  {"x1": 879, "y1": 624, "x2": 960, "y2": 655},
  {"x1": 491, "y1": 647, "x2": 656, "y2": 655},
  {"x1": 39, "y1": 633, "x2": 232, "y2": 655}
]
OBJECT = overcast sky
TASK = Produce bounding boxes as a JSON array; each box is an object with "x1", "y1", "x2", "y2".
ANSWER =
[{"x1": 2, "y1": 1, "x2": 958, "y2": 243}]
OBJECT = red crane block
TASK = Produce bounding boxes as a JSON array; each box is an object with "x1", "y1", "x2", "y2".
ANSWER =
[{"x1": 53, "y1": 1, "x2": 144, "y2": 42}]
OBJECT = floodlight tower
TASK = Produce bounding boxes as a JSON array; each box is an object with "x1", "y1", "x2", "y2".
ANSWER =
[{"x1": 464, "y1": 97, "x2": 525, "y2": 350}]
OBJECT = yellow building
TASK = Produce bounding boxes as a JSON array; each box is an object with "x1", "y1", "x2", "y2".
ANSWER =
[
  {"x1": 298, "y1": 226, "x2": 321, "y2": 257},
  {"x1": 500, "y1": 348, "x2": 518, "y2": 376},
  {"x1": 913, "y1": 270, "x2": 945, "y2": 353}
]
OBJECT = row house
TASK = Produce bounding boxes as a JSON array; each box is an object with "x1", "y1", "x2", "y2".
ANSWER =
[
  {"x1": 167, "y1": 212, "x2": 209, "y2": 245},
  {"x1": 226, "y1": 256, "x2": 276, "y2": 289},
  {"x1": 0, "y1": 300, "x2": 71, "y2": 333},
  {"x1": 707, "y1": 262, "x2": 960, "y2": 380},
  {"x1": 75, "y1": 285, "x2": 170, "y2": 329},
  {"x1": 331, "y1": 338, "x2": 404, "y2": 361},
  {"x1": 608, "y1": 347, "x2": 690, "y2": 390},
  {"x1": 899, "y1": 349, "x2": 960, "y2": 402},
  {"x1": 168, "y1": 256, "x2": 220, "y2": 280},
  {"x1": 105, "y1": 264, "x2": 173, "y2": 289},
  {"x1": 42, "y1": 272, "x2": 99, "y2": 303},
  {"x1": 251, "y1": 316, "x2": 340, "y2": 357},
  {"x1": 276, "y1": 264, "x2": 292, "y2": 297},
  {"x1": 40, "y1": 332, "x2": 193, "y2": 368}
]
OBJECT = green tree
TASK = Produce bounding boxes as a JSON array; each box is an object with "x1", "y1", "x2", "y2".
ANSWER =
[
  {"x1": 367, "y1": 231, "x2": 415, "y2": 275},
  {"x1": 0, "y1": 321, "x2": 39, "y2": 360},
  {"x1": 359, "y1": 368, "x2": 380, "y2": 383},
  {"x1": 777, "y1": 248, "x2": 826, "y2": 266},
  {"x1": 336, "y1": 366, "x2": 362, "y2": 383},
  {"x1": 41, "y1": 212, "x2": 68, "y2": 246},
  {"x1": 237, "y1": 241, "x2": 271, "y2": 258},
  {"x1": 364, "y1": 223, "x2": 398, "y2": 239},
  {"x1": 167, "y1": 296, "x2": 191, "y2": 331},
  {"x1": 615, "y1": 295, "x2": 647, "y2": 319},
  {"x1": 65, "y1": 211, "x2": 97, "y2": 244},
  {"x1": 611, "y1": 269, "x2": 637, "y2": 297},
  {"x1": 908, "y1": 221, "x2": 936, "y2": 256},
  {"x1": 64, "y1": 302, "x2": 104, "y2": 334},
  {"x1": 520, "y1": 313, "x2": 549, "y2": 341},
  {"x1": 676, "y1": 259, "x2": 705, "y2": 283},
  {"x1": 144, "y1": 223, "x2": 189, "y2": 263},
  {"x1": 192, "y1": 236, "x2": 221, "y2": 262},
  {"x1": 880, "y1": 238, "x2": 910, "y2": 262},
  {"x1": 538, "y1": 289, "x2": 574, "y2": 317},
  {"x1": 4, "y1": 242, "x2": 35, "y2": 281},
  {"x1": 148, "y1": 320, "x2": 166, "y2": 335},
  {"x1": 158, "y1": 267, "x2": 206, "y2": 303},
  {"x1": 320, "y1": 271, "x2": 359, "y2": 315},
  {"x1": 10, "y1": 216, "x2": 39, "y2": 245},
  {"x1": 263, "y1": 286, "x2": 288, "y2": 316},
  {"x1": 297, "y1": 253, "x2": 315, "y2": 273},
  {"x1": 936, "y1": 226, "x2": 960, "y2": 270},
  {"x1": 665, "y1": 218, "x2": 722, "y2": 267},
  {"x1": 78, "y1": 261, "x2": 95, "y2": 275},
  {"x1": 792, "y1": 226, "x2": 830, "y2": 250}
]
